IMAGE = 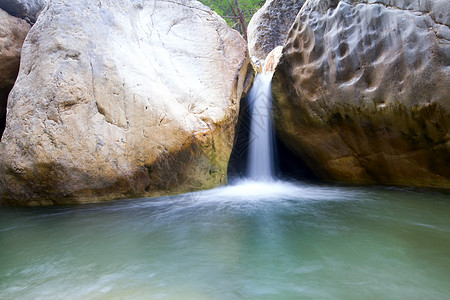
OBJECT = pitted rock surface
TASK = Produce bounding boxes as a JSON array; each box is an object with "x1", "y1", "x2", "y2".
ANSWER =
[{"x1": 272, "y1": 0, "x2": 450, "y2": 187}]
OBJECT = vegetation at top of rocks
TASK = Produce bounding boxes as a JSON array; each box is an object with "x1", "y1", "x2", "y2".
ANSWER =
[{"x1": 200, "y1": 0, "x2": 265, "y2": 39}]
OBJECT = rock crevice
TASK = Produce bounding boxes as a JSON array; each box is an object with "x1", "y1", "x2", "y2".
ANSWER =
[{"x1": 0, "y1": 8, "x2": 31, "y2": 140}]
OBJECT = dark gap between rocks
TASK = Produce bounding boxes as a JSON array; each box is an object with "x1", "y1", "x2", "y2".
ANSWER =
[
  {"x1": 227, "y1": 92, "x2": 317, "y2": 183},
  {"x1": 0, "y1": 86, "x2": 13, "y2": 140}
]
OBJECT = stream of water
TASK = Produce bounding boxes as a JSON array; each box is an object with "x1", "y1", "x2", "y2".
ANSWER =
[
  {"x1": 247, "y1": 73, "x2": 275, "y2": 180},
  {"x1": 0, "y1": 181, "x2": 449, "y2": 299}
]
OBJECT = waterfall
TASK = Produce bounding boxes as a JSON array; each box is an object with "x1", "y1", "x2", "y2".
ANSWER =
[{"x1": 247, "y1": 72, "x2": 275, "y2": 181}]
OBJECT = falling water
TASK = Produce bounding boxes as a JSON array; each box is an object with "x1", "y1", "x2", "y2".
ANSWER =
[
  {"x1": 247, "y1": 72, "x2": 275, "y2": 180},
  {"x1": 1, "y1": 72, "x2": 450, "y2": 298}
]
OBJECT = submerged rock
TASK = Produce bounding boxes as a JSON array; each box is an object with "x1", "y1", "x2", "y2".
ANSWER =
[
  {"x1": 0, "y1": 8, "x2": 31, "y2": 139},
  {"x1": 272, "y1": 0, "x2": 450, "y2": 187},
  {"x1": 247, "y1": 0, "x2": 306, "y2": 61},
  {"x1": 0, "y1": 0, "x2": 251, "y2": 205}
]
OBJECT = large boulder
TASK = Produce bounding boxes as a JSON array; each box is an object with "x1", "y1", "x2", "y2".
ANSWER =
[
  {"x1": 272, "y1": 0, "x2": 450, "y2": 188},
  {"x1": 247, "y1": 0, "x2": 306, "y2": 61},
  {"x1": 0, "y1": 8, "x2": 31, "y2": 139},
  {"x1": 0, "y1": 0, "x2": 252, "y2": 205},
  {"x1": 0, "y1": 0, "x2": 47, "y2": 23}
]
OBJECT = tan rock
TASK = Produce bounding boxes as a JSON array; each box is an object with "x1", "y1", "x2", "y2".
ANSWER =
[
  {"x1": 272, "y1": 0, "x2": 450, "y2": 188},
  {"x1": 247, "y1": 0, "x2": 306, "y2": 61},
  {"x1": 0, "y1": 0, "x2": 252, "y2": 205},
  {"x1": 263, "y1": 45, "x2": 282, "y2": 73},
  {"x1": 0, "y1": 8, "x2": 31, "y2": 139}
]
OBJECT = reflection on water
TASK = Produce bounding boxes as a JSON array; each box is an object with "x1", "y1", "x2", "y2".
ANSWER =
[{"x1": 0, "y1": 181, "x2": 449, "y2": 299}]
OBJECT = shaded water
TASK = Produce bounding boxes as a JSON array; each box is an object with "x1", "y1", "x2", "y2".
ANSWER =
[{"x1": 1, "y1": 181, "x2": 449, "y2": 299}]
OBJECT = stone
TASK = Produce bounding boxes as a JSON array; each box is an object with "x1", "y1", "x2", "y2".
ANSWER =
[
  {"x1": 0, "y1": 0, "x2": 252, "y2": 205},
  {"x1": 0, "y1": 0, "x2": 47, "y2": 23},
  {"x1": 247, "y1": 0, "x2": 306, "y2": 61},
  {"x1": 0, "y1": 8, "x2": 31, "y2": 139},
  {"x1": 263, "y1": 45, "x2": 282, "y2": 73},
  {"x1": 272, "y1": 0, "x2": 450, "y2": 188}
]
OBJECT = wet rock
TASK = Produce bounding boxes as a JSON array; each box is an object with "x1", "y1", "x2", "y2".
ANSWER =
[
  {"x1": 272, "y1": 0, "x2": 450, "y2": 188},
  {"x1": 0, "y1": 0, "x2": 252, "y2": 205}
]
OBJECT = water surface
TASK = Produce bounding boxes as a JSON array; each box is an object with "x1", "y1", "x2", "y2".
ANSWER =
[{"x1": 1, "y1": 180, "x2": 449, "y2": 299}]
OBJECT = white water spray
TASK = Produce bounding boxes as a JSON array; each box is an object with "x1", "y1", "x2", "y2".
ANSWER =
[{"x1": 247, "y1": 72, "x2": 275, "y2": 181}]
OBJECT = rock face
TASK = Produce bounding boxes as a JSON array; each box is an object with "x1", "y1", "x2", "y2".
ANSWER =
[
  {"x1": 247, "y1": 0, "x2": 305, "y2": 60},
  {"x1": 0, "y1": 0, "x2": 47, "y2": 23},
  {"x1": 272, "y1": 0, "x2": 450, "y2": 188},
  {"x1": 0, "y1": 8, "x2": 31, "y2": 139},
  {"x1": 0, "y1": 0, "x2": 252, "y2": 205},
  {"x1": 263, "y1": 46, "x2": 282, "y2": 73}
]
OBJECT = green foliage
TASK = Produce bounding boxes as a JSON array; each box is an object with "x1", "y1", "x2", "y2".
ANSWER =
[{"x1": 200, "y1": 0, "x2": 265, "y2": 38}]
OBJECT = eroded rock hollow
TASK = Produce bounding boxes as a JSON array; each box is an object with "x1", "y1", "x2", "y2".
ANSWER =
[{"x1": 272, "y1": 0, "x2": 450, "y2": 187}]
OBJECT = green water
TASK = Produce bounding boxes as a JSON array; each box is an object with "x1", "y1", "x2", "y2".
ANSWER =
[{"x1": 1, "y1": 180, "x2": 449, "y2": 299}]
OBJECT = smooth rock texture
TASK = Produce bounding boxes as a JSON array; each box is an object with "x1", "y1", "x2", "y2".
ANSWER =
[
  {"x1": 272, "y1": 0, "x2": 450, "y2": 187},
  {"x1": 0, "y1": 8, "x2": 31, "y2": 139},
  {"x1": 263, "y1": 45, "x2": 282, "y2": 72},
  {"x1": 0, "y1": 0, "x2": 252, "y2": 205},
  {"x1": 0, "y1": 0, "x2": 47, "y2": 23},
  {"x1": 247, "y1": 0, "x2": 305, "y2": 60}
]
